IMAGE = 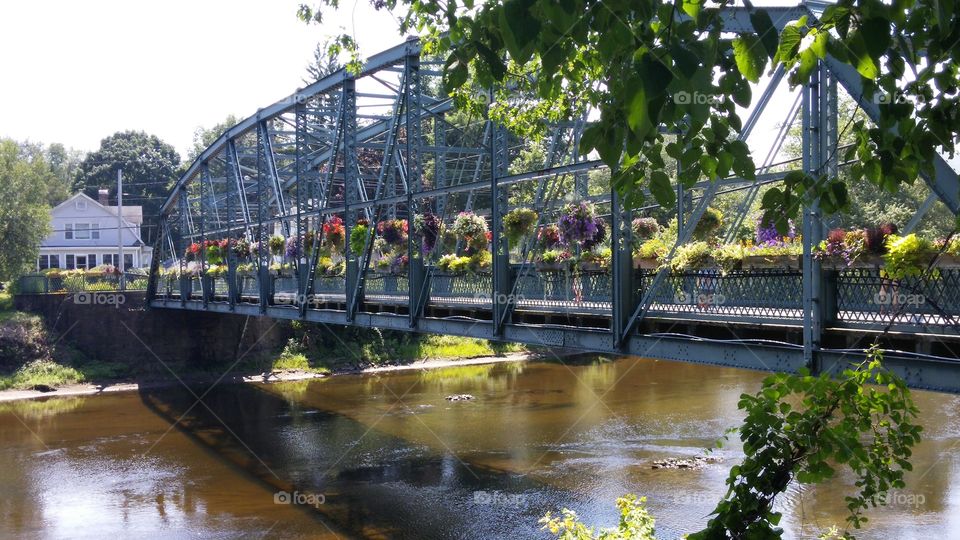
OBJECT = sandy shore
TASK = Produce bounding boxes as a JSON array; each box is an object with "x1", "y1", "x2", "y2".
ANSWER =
[{"x1": 0, "y1": 352, "x2": 537, "y2": 403}]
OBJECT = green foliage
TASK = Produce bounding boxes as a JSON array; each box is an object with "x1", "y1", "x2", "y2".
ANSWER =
[
  {"x1": 188, "y1": 114, "x2": 240, "y2": 162},
  {"x1": 300, "y1": 0, "x2": 957, "y2": 224},
  {"x1": 503, "y1": 207, "x2": 538, "y2": 245},
  {"x1": 691, "y1": 346, "x2": 921, "y2": 538},
  {"x1": 269, "y1": 235, "x2": 286, "y2": 256},
  {"x1": 693, "y1": 207, "x2": 724, "y2": 241},
  {"x1": 74, "y1": 131, "x2": 181, "y2": 244},
  {"x1": 540, "y1": 494, "x2": 656, "y2": 540},
  {"x1": 669, "y1": 241, "x2": 713, "y2": 272},
  {"x1": 0, "y1": 139, "x2": 55, "y2": 281},
  {"x1": 634, "y1": 237, "x2": 668, "y2": 260},
  {"x1": 883, "y1": 234, "x2": 935, "y2": 280},
  {"x1": 714, "y1": 243, "x2": 746, "y2": 273},
  {"x1": 350, "y1": 222, "x2": 369, "y2": 255}
]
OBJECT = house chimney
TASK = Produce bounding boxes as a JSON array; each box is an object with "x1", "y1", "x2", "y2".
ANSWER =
[{"x1": 98, "y1": 189, "x2": 109, "y2": 206}]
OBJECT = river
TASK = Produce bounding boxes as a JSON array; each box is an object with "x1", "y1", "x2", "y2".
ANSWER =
[{"x1": 1, "y1": 356, "x2": 958, "y2": 538}]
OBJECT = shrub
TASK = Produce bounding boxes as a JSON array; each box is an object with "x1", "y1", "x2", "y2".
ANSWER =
[
  {"x1": 670, "y1": 241, "x2": 713, "y2": 272},
  {"x1": 884, "y1": 234, "x2": 935, "y2": 279},
  {"x1": 635, "y1": 237, "x2": 668, "y2": 260}
]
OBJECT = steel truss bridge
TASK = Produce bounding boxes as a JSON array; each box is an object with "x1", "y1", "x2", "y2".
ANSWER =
[{"x1": 147, "y1": 4, "x2": 960, "y2": 392}]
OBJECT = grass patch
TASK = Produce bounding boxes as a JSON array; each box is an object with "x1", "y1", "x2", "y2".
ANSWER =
[
  {"x1": 0, "y1": 359, "x2": 85, "y2": 390},
  {"x1": 396, "y1": 334, "x2": 524, "y2": 361},
  {"x1": 271, "y1": 350, "x2": 331, "y2": 374}
]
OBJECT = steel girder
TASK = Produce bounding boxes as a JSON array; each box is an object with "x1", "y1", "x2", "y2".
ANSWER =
[{"x1": 149, "y1": 4, "x2": 960, "y2": 388}]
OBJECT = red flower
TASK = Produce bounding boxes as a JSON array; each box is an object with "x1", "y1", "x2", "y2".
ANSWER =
[{"x1": 485, "y1": 231, "x2": 493, "y2": 242}]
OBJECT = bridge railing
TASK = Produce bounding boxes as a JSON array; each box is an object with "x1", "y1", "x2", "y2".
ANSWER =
[
  {"x1": 150, "y1": 265, "x2": 960, "y2": 334},
  {"x1": 17, "y1": 271, "x2": 149, "y2": 294}
]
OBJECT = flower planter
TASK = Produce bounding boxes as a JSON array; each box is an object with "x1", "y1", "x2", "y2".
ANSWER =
[
  {"x1": 935, "y1": 254, "x2": 960, "y2": 269},
  {"x1": 536, "y1": 263, "x2": 570, "y2": 273},
  {"x1": 579, "y1": 262, "x2": 608, "y2": 273},
  {"x1": 633, "y1": 255, "x2": 659, "y2": 270},
  {"x1": 818, "y1": 256, "x2": 848, "y2": 271},
  {"x1": 847, "y1": 254, "x2": 884, "y2": 269},
  {"x1": 742, "y1": 254, "x2": 801, "y2": 270}
]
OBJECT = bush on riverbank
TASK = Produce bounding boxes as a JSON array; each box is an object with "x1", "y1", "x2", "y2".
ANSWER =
[{"x1": 0, "y1": 291, "x2": 134, "y2": 390}]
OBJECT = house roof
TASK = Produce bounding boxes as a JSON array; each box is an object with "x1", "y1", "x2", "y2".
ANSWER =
[{"x1": 49, "y1": 192, "x2": 146, "y2": 244}]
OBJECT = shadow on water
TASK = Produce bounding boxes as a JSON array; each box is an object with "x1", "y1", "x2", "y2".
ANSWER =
[{"x1": 137, "y1": 381, "x2": 572, "y2": 539}]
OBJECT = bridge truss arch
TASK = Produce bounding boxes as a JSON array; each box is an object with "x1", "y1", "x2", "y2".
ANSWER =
[{"x1": 148, "y1": 5, "x2": 960, "y2": 392}]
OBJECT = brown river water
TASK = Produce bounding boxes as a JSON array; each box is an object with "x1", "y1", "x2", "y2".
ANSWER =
[{"x1": 1, "y1": 356, "x2": 958, "y2": 539}]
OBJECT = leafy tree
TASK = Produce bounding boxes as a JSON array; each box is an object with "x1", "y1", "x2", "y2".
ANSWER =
[
  {"x1": 188, "y1": 115, "x2": 240, "y2": 163},
  {"x1": 0, "y1": 139, "x2": 55, "y2": 281},
  {"x1": 74, "y1": 131, "x2": 181, "y2": 244},
  {"x1": 304, "y1": 43, "x2": 341, "y2": 84},
  {"x1": 299, "y1": 0, "x2": 960, "y2": 233},
  {"x1": 45, "y1": 143, "x2": 85, "y2": 205},
  {"x1": 541, "y1": 347, "x2": 921, "y2": 539}
]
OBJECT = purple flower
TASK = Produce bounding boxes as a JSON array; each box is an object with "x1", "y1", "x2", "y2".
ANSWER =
[{"x1": 285, "y1": 236, "x2": 302, "y2": 259}]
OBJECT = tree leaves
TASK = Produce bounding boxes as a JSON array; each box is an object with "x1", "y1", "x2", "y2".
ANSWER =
[
  {"x1": 498, "y1": 0, "x2": 540, "y2": 64},
  {"x1": 733, "y1": 34, "x2": 767, "y2": 83},
  {"x1": 649, "y1": 170, "x2": 675, "y2": 207}
]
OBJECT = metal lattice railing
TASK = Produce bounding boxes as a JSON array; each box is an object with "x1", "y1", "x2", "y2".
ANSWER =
[
  {"x1": 515, "y1": 271, "x2": 612, "y2": 313},
  {"x1": 638, "y1": 269, "x2": 804, "y2": 321},
  {"x1": 837, "y1": 268, "x2": 960, "y2": 329}
]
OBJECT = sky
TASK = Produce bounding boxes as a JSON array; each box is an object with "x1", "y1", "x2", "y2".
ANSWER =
[
  {"x1": 0, "y1": 0, "x2": 402, "y2": 158},
  {"x1": 2, "y1": 0, "x2": 932, "y2": 174}
]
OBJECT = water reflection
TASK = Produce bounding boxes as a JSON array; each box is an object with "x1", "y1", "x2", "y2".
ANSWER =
[{"x1": 0, "y1": 356, "x2": 958, "y2": 539}]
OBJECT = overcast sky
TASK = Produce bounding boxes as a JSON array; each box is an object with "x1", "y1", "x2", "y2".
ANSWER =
[{"x1": 0, "y1": 0, "x2": 402, "y2": 158}]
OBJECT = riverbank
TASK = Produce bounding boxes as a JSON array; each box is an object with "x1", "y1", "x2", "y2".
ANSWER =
[{"x1": 0, "y1": 350, "x2": 539, "y2": 403}]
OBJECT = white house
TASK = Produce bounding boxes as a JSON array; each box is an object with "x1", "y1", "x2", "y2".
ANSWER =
[{"x1": 37, "y1": 190, "x2": 152, "y2": 271}]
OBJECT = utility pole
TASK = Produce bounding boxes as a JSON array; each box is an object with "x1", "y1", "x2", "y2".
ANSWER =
[{"x1": 117, "y1": 169, "x2": 125, "y2": 290}]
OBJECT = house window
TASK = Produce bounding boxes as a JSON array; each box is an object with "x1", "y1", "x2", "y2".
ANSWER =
[
  {"x1": 91, "y1": 223, "x2": 100, "y2": 240},
  {"x1": 76, "y1": 200, "x2": 87, "y2": 211},
  {"x1": 103, "y1": 254, "x2": 114, "y2": 266},
  {"x1": 65, "y1": 255, "x2": 74, "y2": 269},
  {"x1": 37, "y1": 255, "x2": 60, "y2": 270},
  {"x1": 88, "y1": 254, "x2": 97, "y2": 267},
  {"x1": 124, "y1": 254, "x2": 134, "y2": 269},
  {"x1": 74, "y1": 223, "x2": 91, "y2": 240},
  {"x1": 65, "y1": 224, "x2": 73, "y2": 240}
]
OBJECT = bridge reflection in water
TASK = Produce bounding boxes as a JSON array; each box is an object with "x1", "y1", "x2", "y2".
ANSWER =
[{"x1": 147, "y1": 14, "x2": 960, "y2": 392}]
